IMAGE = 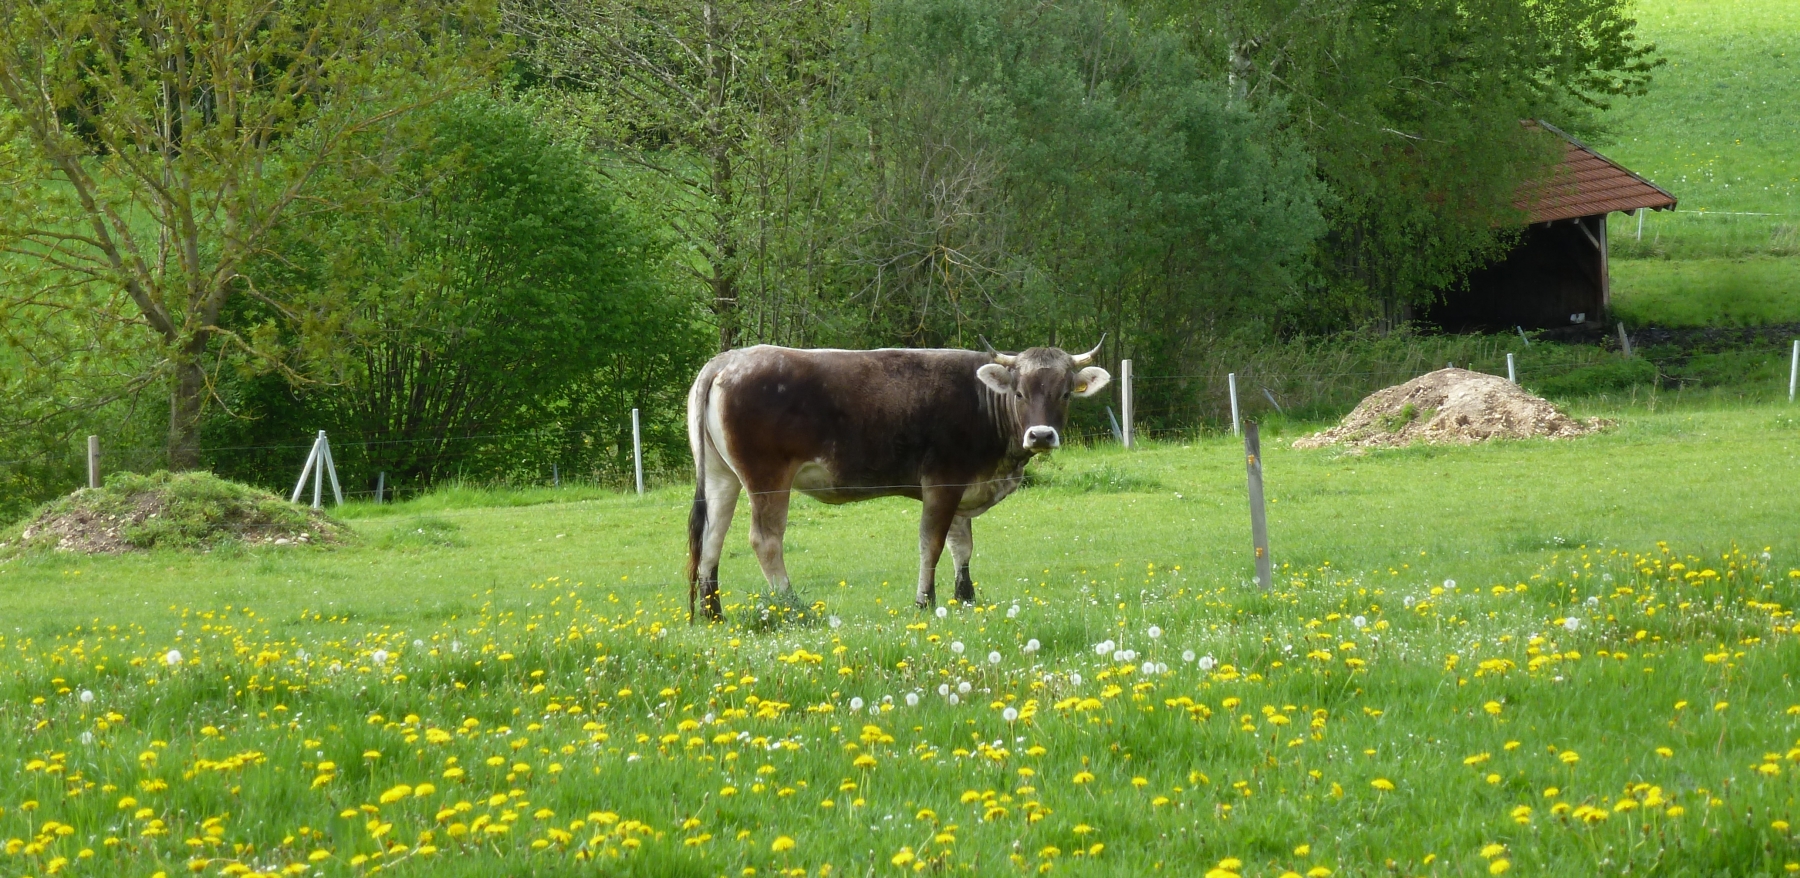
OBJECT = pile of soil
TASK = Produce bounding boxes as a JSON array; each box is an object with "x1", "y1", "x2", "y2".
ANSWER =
[
  {"x1": 2, "y1": 471, "x2": 347, "y2": 555},
  {"x1": 1293, "y1": 368, "x2": 1605, "y2": 450}
]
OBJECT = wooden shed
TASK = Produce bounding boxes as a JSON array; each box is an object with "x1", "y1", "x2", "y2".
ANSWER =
[{"x1": 1425, "y1": 122, "x2": 1677, "y2": 331}]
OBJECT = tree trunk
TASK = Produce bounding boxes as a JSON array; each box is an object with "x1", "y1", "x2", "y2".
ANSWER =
[{"x1": 168, "y1": 345, "x2": 208, "y2": 470}]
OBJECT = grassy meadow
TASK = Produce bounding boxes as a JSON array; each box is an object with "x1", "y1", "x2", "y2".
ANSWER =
[
  {"x1": 1602, "y1": 0, "x2": 1800, "y2": 325},
  {"x1": 4, "y1": 399, "x2": 1800, "y2": 876}
]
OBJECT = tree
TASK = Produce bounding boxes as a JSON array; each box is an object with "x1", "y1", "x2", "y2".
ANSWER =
[
  {"x1": 505, "y1": 0, "x2": 848, "y2": 351},
  {"x1": 205, "y1": 96, "x2": 703, "y2": 492},
  {"x1": 1154, "y1": 0, "x2": 1660, "y2": 325},
  {"x1": 0, "y1": 0, "x2": 496, "y2": 469}
]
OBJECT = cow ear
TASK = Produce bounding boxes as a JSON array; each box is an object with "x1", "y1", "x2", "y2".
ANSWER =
[
  {"x1": 976, "y1": 363, "x2": 1014, "y2": 394},
  {"x1": 1072, "y1": 366, "x2": 1110, "y2": 397}
]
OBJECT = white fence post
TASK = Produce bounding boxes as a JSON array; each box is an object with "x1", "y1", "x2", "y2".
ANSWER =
[
  {"x1": 1790, "y1": 340, "x2": 1798, "y2": 404},
  {"x1": 291, "y1": 431, "x2": 342, "y2": 508},
  {"x1": 1228, "y1": 372, "x2": 1241, "y2": 437},
  {"x1": 1244, "y1": 422, "x2": 1271, "y2": 590},
  {"x1": 632, "y1": 408, "x2": 645, "y2": 495},
  {"x1": 1507, "y1": 352, "x2": 1517, "y2": 384},
  {"x1": 291, "y1": 434, "x2": 321, "y2": 504},
  {"x1": 1119, "y1": 360, "x2": 1134, "y2": 450},
  {"x1": 87, "y1": 435, "x2": 99, "y2": 489}
]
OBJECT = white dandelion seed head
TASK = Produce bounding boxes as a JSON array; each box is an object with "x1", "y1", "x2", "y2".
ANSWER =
[
  {"x1": 1198, "y1": 655, "x2": 1217, "y2": 672},
  {"x1": 1155, "y1": 662, "x2": 1168, "y2": 674},
  {"x1": 935, "y1": 606, "x2": 948, "y2": 619},
  {"x1": 829, "y1": 615, "x2": 843, "y2": 629},
  {"x1": 988, "y1": 651, "x2": 1002, "y2": 665},
  {"x1": 906, "y1": 693, "x2": 920, "y2": 707},
  {"x1": 1121, "y1": 649, "x2": 1138, "y2": 662},
  {"x1": 951, "y1": 641, "x2": 965, "y2": 654},
  {"x1": 165, "y1": 649, "x2": 183, "y2": 666},
  {"x1": 938, "y1": 684, "x2": 951, "y2": 697},
  {"x1": 957, "y1": 681, "x2": 972, "y2": 695},
  {"x1": 1024, "y1": 639, "x2": 1041, "y2": 654},
  {"x1": 1003, "y1": 707, "x2": 1019, "y2": 722},
  {"x1": 1112, "y1": 649, "x2": 1126, "y2": 663},
  {"x1": 1181, "y1": 649, "x2": 1196, "y2": 663},
  {"x1": 1585, "y1": 596, "x2": 1600, "y2": 608},
  {"x1": 948, "y1": 693, "x2": 960, "y2": 706},
  {"x1": 1147, "y1": 625, "x2": 1162, "y2": 639},
  {"x1": 1141, "y1": 661, "x2": 1156, "y2": 675},
  {"x1": 413, "y1": 639, "x2": 424, "y2": 649},
  {"x1": 1563, "y1": 617, "x2": 1580, "y2": 631},
  {"x1": 371, "y1": 649, "x2": 389, "y2": 666},
  {"x1": 78, "y1": 690, "x2": 94, "y2": 704},
  {"x1": 869, "y1": 705, "x2": 880, "y2": 716},
  {"x1": 1068, "y1": 672, "x2": 1083, "y2": 686},
  {"x1": 1353, "y1": 615, "x2": 1368, "y2": 629},
  {"x1": 1404, "y1": 596, "x2": 1415, "y2": 608},
  {"x1": 882, "y1": 695, "x2": 893, "y2": 705},
  {"x1": 79, "y1": 731, "x2": 94, "y2": 745},
  {"x1": 1444, "y1": 579, "x2": 1455, "y2": 589},
  {"x1": 1006, "y1": 605, "x2": 1020, "y2": 619},
  {"x1": 850, "y1": 697, "x2": 864, "y2": 711}
]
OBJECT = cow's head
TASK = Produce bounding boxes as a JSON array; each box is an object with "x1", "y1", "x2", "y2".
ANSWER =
[{"x1": 976, "y1": 338, "x2": 1111, "y2": 452}]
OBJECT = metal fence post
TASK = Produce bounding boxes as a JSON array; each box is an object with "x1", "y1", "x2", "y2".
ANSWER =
[
  {"x1": 1507, "y1": 352, "x2": 1517, "y2": 384},
  {"x1": 87, "y1": 435, "x2": 99, "y2": 489},
  {"x1": 1228, "y1": 372, "x2": 1241, "y2": 437},
  {"x1": 632, "y1": 408, "x2": 645, "y2": 495},
  {"x1": 1120, "y1": 360, "x2": 1134, "y2": 449}
]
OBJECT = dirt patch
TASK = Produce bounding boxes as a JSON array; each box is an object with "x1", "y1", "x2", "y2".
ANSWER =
[
  {"x1": 1293, "y1": 368, "x2": 1605, "y2": 450},
  {"x1": 3, "y1": 471, "x2": 348, "y2": 555}
]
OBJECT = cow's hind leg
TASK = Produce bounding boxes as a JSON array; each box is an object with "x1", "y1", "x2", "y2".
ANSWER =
[
  {"x1": 915, "y1": 485, "x2": 961, "y2": 609},
  {"x1": 745, "y1": 470, "x2": 799, "y2": 601},
  {"x1": 948, "y1": 515, "x2": 975, "y2": 604},
  {"x1": 695, "y1": 461, "x2": 742, "y2": 621}
]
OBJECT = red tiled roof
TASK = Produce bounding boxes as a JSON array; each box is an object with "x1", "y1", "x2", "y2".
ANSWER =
[{"x1": 1516, "y1": 121, "x2": 1676, "y2": 223}]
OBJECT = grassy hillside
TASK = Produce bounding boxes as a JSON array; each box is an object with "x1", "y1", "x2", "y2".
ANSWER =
[{"x1": 1602, "y1": 0, "x2": 1800, "y2": 324}]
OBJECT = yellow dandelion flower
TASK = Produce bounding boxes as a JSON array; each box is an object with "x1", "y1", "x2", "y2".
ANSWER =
[
  {"x1": 771, "y1": 836, "x2": 796, "y2": 853},
  {"x1": 1370, "y1": 778, "x2": 1395, "y2": 792}
]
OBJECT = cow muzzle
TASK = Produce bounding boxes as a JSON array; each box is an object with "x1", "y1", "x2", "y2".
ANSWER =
[{"x1": 1024, "y1": 426, "x2": 1060, "y2": 451}]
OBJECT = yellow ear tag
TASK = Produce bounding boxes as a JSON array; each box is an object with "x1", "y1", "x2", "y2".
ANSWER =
[{"x1": 1075, "y1": 384, "x2": 1088, "y2": 393}]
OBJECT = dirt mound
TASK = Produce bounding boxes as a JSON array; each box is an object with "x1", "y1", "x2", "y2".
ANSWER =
[
  {"x1": 1292, "y1": 368, "x2": 1604, "y2": 450},
  {"x1": 3, "y1": 471, "x2": 348, "y2": 555}
]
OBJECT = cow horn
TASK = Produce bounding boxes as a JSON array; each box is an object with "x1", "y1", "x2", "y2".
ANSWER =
[
  {"x1": 1070, "y1": 334, "x2": 1106, "y2": 365},
  {"x1": 980, "y1": 335, "x2": 1017, "y2": 366}
]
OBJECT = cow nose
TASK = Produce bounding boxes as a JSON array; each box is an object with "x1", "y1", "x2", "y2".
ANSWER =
[{"x1": 1024, "y1": 426, "x2": 1060, "y2": 450}]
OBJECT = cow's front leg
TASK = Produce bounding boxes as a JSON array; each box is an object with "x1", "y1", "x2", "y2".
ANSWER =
[
  {"x1": 916, "y1": 485, "x2": 961, "y2": 609},
  {"x1": 948, "y1": 515, "x2": 975, "y2": 604}
]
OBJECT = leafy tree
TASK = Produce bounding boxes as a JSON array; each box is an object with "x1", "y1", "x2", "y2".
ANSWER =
[
  {"x1": 1158, "y1": 0, "x2": 1660, "y2": 325},
  {"x1": 206, "y1": 96, "x2": 703, "y2": 493},
  {"x1": 0, "y1": 0, "x2": 497, "y2": 470},
  {"x1": 505, "y1": 0, "x2": 848, "y2": 351}
]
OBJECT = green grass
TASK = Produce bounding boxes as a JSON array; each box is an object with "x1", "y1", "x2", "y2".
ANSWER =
[
  {"x1": 4, "y1": 401, "x2": 1800, "y2": 875},
  {"x1": 1612, "y1": 256, "x2": 1800, "y2": 326}
]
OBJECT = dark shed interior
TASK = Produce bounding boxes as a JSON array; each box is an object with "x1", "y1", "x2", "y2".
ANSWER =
[{"x1": 1424, "y1": 123, "x2": 1676, "y2": 332}]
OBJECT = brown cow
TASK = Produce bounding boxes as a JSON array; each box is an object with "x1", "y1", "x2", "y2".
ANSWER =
[{"x1": 685, "y1": 341, "x2": 1110, "y2": 620}]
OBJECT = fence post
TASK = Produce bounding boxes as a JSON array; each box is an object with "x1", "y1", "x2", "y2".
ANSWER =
[
  {"x1": 1790, "y1": 340, "x2": 1798, "y2": 404},
  {"x1": 632, "y1": 408, "x2": 645, "y2": 496},
  {"x1": 86, "y1": 435, "x2": 99, "y2": 489},
  {"x1": 1516, "y1": 326, "x2": 1531, "y2": 347},
  {"x1": 291, "y1": 434, "x2": 321, "y2": 504},
  {"x1": 376, "y1": 471, "x2": 386, "y2": 504},
  {"x1": 321, "y1": 432, "x2": 344, "y2": 506},
  {"x1": 1507, "y1": 352, "x2": 1517, "y2": 384},
  {"x1": 1228, "y1": 372, "x2": 1241, "y2": 437},
  {"x1": 1244, "y1": 421, "x2": 1272, "y2": 590},
  {"x1": 311, "y1": 431, "x2": 325, "y2": 509},
  {"x1": 1120, "y1": 360, "x2": 1134, "y2": 449},
  {"x1": 1636, "y1": 208, "x2": 1644, "y2": 242},
  {"x1": 553, "y1": 462, "x2": 560, "y2": 488},
  {"x1": 1104, "y1": 406, "x2": 1123, "y2": 444},
  {"x1": 1617, "y1": 322, "x2": 1633, "y2": 358}
]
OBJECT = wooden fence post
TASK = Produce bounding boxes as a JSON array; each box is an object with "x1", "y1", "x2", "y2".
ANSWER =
[
  {"x1": 87, "y1": 435, "x2": 99, "y2": 489},
  {"x1": 1244, "y1": 421, "x2": 1272, "y2": 589}
]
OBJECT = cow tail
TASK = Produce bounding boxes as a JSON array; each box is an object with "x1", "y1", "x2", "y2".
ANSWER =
[{"x1": 686, "y1": 364, "x2": 716, "y2": 623}]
